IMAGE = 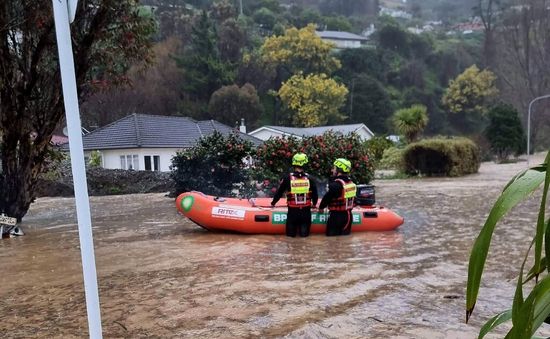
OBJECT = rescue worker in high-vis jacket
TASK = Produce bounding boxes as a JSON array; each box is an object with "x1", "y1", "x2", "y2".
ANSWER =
[
  {"x1": 319, "y1": 158, "x2": 356, "y2": 236},
  {"x1": 271, "y1": 153, "x2": 318, "y2": 237}
]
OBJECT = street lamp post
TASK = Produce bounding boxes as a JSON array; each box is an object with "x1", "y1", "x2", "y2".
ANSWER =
[{"x1": 527, "y1": 94, "x2": 550, "y2": 166}]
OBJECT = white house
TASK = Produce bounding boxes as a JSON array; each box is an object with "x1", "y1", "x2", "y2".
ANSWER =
[
  {"x1": 68, "y1": 114, "x2": 262, "y2": 172},
  {"x1": 248, "y1": 123, "x2": 375, "y2": 141},
  {"x1": 315, "y1": 30, "x2": 369, "y2": 49}
]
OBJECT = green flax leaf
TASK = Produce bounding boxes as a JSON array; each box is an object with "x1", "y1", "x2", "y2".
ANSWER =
[
  {"x1": 525, "y1": 256, "x2": 547, "y2": 284},
  {"x1": 506, "y1": 274, "x2": 550, "y2": 338},
  {"x1": 477, "y1": 309, "x2": 511, "y2": 339},
  {"x1": 534, "y1": 152, "x2": 550, "y2": 279},
  {"x1": 466, "y1": 166, "x2": 546, "y2": 322}
]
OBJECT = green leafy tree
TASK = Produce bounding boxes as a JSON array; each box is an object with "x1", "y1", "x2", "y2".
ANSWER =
[
  {"x1": 176, "y1": 11, "x2": 235, "y2": 106},
  {"x1": 244, "y1": 0, "x2": 282, "y2": 15},
  {"x1": 252, "y1": 7, "x2": 277, "y2": 30},
  {"x1": 171, "y1": 132, "x2": 254, "y2": 197},
  {"x1": 347, "y1": 75, "x2": 393, "y2": 134},
  {"x1": 442, "y1": 65, "x2": 498, "y2": 115},
  {"x1": 392, "y1": 104, "x2": 429, "y2": 143},
  {"x1": 319, "y1": 0, "x2": 379, "y2": 17},
  {"x1": 337, "y1": 48, "x2": 390, "y2": 82},
  {"x1": 208, "y1": 83, "x2": 263, "y2": 130},
  {"x1": 278, "y1": 73, "x2": 348, "y2": 127},
  {"x1": 466, "y1": 151, "x2": 550, "y2": 338},
  {"x1": 442, "y1": 65, "x2": 498, "y2": 133},
  {"x1": 260, "y1": 24, "x2": 341, "y2": 76},
  {"x1": 484, "y1": 103, "x2": 524, "y2": 162},
  {"x1": 0, "y1": 0, "x2": 155, "y2": 221},
  {"x1": 217, "y1": 18, "x2": 246, "y2": 64},
  {"x1": 323, "y1": 15, "x2": 353, "y2": 32},
  {"x1": 291, "y1": 8, "x2": 323, "y2": 28},
  {"x1": 375, "y1": 19, "x2": 410, "y2": 57},
  {"x1": 210, "y1": 0, "x2": 236, "y2": 24}
]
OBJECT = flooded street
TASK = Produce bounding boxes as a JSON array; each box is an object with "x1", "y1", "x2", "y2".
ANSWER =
[{"x1": 2, "y1": 154, "x2": 549, "y2": 338}]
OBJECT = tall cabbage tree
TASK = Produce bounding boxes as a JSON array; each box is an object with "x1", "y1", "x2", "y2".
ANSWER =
[{"x1": 392, "y1": 104, "x2": 428, "y2": 143}]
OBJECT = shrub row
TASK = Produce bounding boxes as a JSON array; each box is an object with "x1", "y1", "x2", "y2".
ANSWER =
[
  {"x1": 402, "y1": 137, "x2": 480, "y2": 177},
  {"x1": 171, "y1": 131, "x2": 374, "y2": 197}
]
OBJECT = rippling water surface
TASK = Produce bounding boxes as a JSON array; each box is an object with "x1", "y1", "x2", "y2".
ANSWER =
[{"x1": 1, "y1": 155, "x2": 549, "y2": 338}]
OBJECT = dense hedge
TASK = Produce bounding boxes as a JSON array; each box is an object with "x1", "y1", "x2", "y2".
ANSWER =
[
  {"x1": 171, "y1": 132, "x2": 254, "y2": 196},
  {"x1": 364, "y1": 135, "x2": 394, "y2": 166},
  {"x1": 402, "y1": 137, "x2": 480, "y2": 176},
  {"x1": 170, "y1": 131, "x2": 373, "y2": 198},
  {"x1": 253, "y1": 132, "x2": 374, "y2": 196},
  {"x1": 379, "y1": 146, "x2": 405, "y2": 171}
]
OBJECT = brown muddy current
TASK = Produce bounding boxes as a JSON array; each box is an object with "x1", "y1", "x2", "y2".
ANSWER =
[{"x1": 2, "y1": 154, "x2": 550, "y2": 338}]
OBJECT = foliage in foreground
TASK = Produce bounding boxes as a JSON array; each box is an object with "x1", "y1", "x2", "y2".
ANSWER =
[
  {"x1": 467, "y1": 151, "x2": 550, "y2": 338},
  {"x1": 402, "y1": 137, "x2": 480, "y2": 176}
]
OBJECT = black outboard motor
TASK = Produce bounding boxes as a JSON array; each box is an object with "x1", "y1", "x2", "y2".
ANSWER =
[{"x1": 355, "y1": 184, "x2": 375, "y2": 206}]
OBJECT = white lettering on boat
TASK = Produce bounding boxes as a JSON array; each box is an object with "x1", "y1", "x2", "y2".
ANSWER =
[{"x1": 211, "y1": 207, "x2": 246, "y2": 220}]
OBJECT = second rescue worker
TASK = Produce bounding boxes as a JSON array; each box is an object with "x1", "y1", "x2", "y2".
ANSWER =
[
  {"x1": 319, "y1": 158, "x2": 357, "y2": 236},
  {"x1": 271, "y1": 153, "x2": 318, "y2": 237}
]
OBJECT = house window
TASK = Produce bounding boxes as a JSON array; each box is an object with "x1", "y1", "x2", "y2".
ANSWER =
[
  {"x1": 120, "y1": 154, "x2": 139, "y2": 170},
  {"x1": 144, "y1": 155, "x2": 160, "y2": 171}
]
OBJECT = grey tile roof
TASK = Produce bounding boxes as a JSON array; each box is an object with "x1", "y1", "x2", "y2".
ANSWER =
[
  {"x1": 75, "y1": 114, "x2": 262, "y2": 150},
  {"x1": 316, "y1": 31, "x2": 369, "y2": 41},
  {"x1": 264, "y1": 124, "x2": 371, "y2": 137}
]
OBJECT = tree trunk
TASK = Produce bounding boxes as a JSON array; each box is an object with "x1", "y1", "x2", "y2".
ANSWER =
[
  {"x1": 1, "y1": 0, "x2": 154, "y2": 222},
  {"x1": 483, "y1": 29, "x2": 496, "y2": 69},
  {"x1": 0, "y1": 120, "x2": 51, "y2": 222}
]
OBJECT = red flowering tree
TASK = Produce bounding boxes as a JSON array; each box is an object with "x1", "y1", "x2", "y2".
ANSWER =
[{"x1": 253, "y1": 132, "x2": 373, "y2": 196}]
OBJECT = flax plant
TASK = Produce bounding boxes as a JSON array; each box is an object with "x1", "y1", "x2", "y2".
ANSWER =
[{"x1": 466, "y1": 150, "x2": 550, "y2": 338}]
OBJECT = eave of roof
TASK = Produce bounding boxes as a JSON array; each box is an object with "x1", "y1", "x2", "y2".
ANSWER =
[{"x1": 63, "y1": 114, "x2": 262, "y2": 151}]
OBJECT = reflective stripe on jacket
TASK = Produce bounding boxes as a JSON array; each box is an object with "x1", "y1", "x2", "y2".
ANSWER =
[
  {"x1": 328, "y1": 178, "x2": 356, "y2": 211},
  {"x1": 287, "y1": 174, "x2": 312, "y2": 207}
]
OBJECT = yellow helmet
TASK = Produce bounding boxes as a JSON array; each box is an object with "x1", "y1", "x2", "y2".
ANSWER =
[
  {"x1": 333, "y1": 158, "x2": 351, "y2": 173},
  {"x1": 292, "y1": 153, "x2": 308, "y2": 166}
]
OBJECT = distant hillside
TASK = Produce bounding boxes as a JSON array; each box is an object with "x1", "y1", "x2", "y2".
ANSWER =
[
  {"x1": 380, "y1": 0, "x2": 407, "y2": 9},
  {"x1": 390, "y1": 0, "x2": 478, "y2": 21},
  {"x1": 141, "y1": 0, "x2": 477, "y2": 25}
]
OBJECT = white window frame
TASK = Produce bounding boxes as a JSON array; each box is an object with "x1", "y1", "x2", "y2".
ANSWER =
[
  {"x1": 120, "y1": 154, "x2": 139, "y2": 170},
  {"x1": 144, "y1": 155, "x2": 160, "y2": 171}
]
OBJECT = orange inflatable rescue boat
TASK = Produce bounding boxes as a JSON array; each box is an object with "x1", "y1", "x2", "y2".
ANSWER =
[{"x1": 176, "y1": 191, "x2": 404, "y2": 234}]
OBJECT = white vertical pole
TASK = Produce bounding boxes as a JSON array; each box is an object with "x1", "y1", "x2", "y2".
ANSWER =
[{"x1": 52, "y1": 1, "x2": 103, "y2": 338}]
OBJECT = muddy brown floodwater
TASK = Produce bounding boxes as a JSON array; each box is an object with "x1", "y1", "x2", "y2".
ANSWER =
[{"x1": 1, "y1": 153, "x2": 550, "y2": 338}]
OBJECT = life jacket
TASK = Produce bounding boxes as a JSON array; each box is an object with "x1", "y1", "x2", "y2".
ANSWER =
[
  {"x1": 287, "y1": 173, "x2": 312, "y2": 207},
  {"x1": 328, "y1": 178, "x2": 356, "y2": 211}
]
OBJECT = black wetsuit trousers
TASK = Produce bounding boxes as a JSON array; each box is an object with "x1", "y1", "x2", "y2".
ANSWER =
[
  {"x1": 286, "y1": 207, "x2": 312, "y2": 237},
  {"x1": 326, "y1": 210, "x2": 353, "y2": 236}
]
